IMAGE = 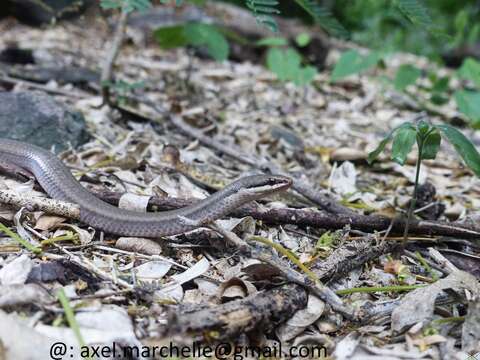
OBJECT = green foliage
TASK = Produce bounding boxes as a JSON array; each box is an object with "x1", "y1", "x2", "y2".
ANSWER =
[
  {"x1": 154, "y1": 22, "x2": 229, "y2": 61},
  {"x1": 452, "y1": 8, "x2": 480, "y2": 48},
  {"x1": 395, "y1": 0, "x2": 432, "y2": 28},
  {"x1": 293, "y1": 0, "x2": 349, "y2": 38},
  {"x1": 458, "y1": 58, "x2": 480, "y2": 89},
  {"x1": 366, "y1": 118, "x2": 480, "y2": 243},
  {"x1": 391, "y1": 124, "x2": 416, "y2": 165},
  {"x1": 295, "y1": 33, "x2": 311, "y2": 47},
  {"x1": 454, "y1": 90, "x2": 480, "y2": 127},
  {"x1": 394, "y1": 64, "x2": 421, "y2": 91},
  {"x1": 245, "y1": 0, "x2": 280, "y2": 32},
  {"x1": 266, "y1": 47, "x2": 316, "y2": 86},
  {"x1": 256, "y1": 35, "x2": 317, "y2": 86},
  {"x1": 103, "y1": 79, "x2": 144, "y2": 104},
  {"x1": 436, "y1": 124, "x2": 480, "y2": 177},
  {"x1": 331, "y1": 49, "x2": 384, "y2": 82},
  {"x1": 451, "y1": 58, "x2": 480, "y2": 127},
  {"x1": 316, "y1": 231, "x2": 334, "y2": 249},
  {"x1": 159, "y1": 0, "x2": 184, "y2": 4},
  {"x1": 421, "y1": 129, "x2": 441, "y2": 159},
  {"x1": 243, "y1": 0, "x2": 349, "y2": 38},
  {"x1": 332, "y1": 0, "x2": 479, "y2": 59},
  {"x1": 428, "y1": 73, "x2": 450, "y2": 105},
  {"x1": 100, "y1": 0, "x2": 152, "y2": 13},
  {"x1": 368, "y1": 120, "x2": 480, "y2": 177}
]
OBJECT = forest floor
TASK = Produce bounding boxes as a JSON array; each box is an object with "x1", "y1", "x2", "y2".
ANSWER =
[{"x1": 0, "y1": 5, "x2": 479, "y2": 360}]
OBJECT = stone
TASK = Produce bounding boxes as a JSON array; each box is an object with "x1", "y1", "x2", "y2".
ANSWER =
[
  {"x1": 0, "y1": 91, "x2": 89, "y2": 152},
  {"x1": 6, "y1": 0, "x2": 92, "y2": 26}
]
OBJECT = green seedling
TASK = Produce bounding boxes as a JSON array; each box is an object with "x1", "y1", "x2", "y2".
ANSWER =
[{"x1": 368, "y1": 119, "x2": 480, "y2": 246}]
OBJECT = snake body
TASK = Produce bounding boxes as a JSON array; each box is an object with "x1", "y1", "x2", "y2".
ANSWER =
[{"x1": 0, "y1": 139, "x2": 292, "y2": 237}]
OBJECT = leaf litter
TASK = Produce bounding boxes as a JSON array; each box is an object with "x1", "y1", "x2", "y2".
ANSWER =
[{"x1": 0, "y1": 7, "x2": 479, "y2": 359}]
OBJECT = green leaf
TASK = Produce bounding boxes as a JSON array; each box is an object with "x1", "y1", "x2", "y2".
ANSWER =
[
  {"x1": 331, "y1": 50, "x2": 383, "y2": 82},
  {"x1": 454, "y1": 90, "x2": 480, "y2": 126},
  {"x1": 295, "y1": 33, "x2": 311, "y2": 47},
  {"x1": 417, "y1": 119, "x2": 431, "y2": 136},
  {"x1": 266, "y1": 47, "x2": 316, "y2": 85},
  {"x1": 430, "y1": 76, "x2": 450, "y2": 93},
  {"x1": 421, "y1": 130, "x2": 441, "y2": 160},
  {"x1": 154, "y1": 25, "x2": 189, "y2": 49},
  {"x1": 392, "y1": 125, "x2": 417, "y2": 165},
  {"x1": 256, "y1": 37, "x2": 288, "y2": 47},
  {"x1": 267, "y1": 48, "x2": 298, "y2": 81},
  {"x1": 246, "y1": 0, "x2": 280, "y2": 32},
  {"x1": 367, "y1": 123, "x2": 412, "y2": 164},
  {"x1": 293, "y1": 0, "x2": 349, "y2": 39},
  {"x1": 154, "y1": 23, "x2": 229, "y2": 61},
  {"x1": 395, "y1": 0, "x2": 433, "y2": 28},
  {"x1": 185, "y1": 23, "x2": 229, "y2": 61},
  {"x1": 293, "y1": 66, "x2": 317, "y2": 86},
  {"x1": 394, "y1": 64, "x2": 421, "y2": 91},
  {"x1": 367, "y1": 136, "x2": 392, "y2": 164},
  {"x1": 458, "y1": 58, "x2": 480, "y2": 89},
  {"x1": 437, "y1": 124, "x2": 480, "y2": 177}
]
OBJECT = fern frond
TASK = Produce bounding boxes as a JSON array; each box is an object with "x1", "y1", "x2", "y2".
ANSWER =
[
  {"x1": 395, "y1": 0, "x2": 432, "y2": 28},
  {"x1": 294, "y1": 0, "x2": 349, "y2": 39},
  {"x1": 246, "y1": 0, "x2": 280, "y2": 33}
]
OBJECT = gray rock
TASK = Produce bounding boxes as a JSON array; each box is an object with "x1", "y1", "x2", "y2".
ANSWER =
[
  {"x1": 0, "y1": 91, "x2": 89, "y2": 152},
  {"x1": 5, "y1": 0, "x2": 92, "y2": 26}
]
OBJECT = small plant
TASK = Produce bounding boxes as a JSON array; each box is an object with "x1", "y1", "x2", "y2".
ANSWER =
[
  {"x1": 331, "y1": 49, "x2": 385, "y2": 82},
  {"x1": 246, "y1": 0, "x2": 281, "y2": 33},
  {"x1": 367, "y1": 119, "x2": 480, "y2": 245},
  {"x1": 103, "y1": 79, "x2": 145, "y2": 104},
  {"x1": 154, "y1": 22, "x2": 229, "y2": 61},
  {"x1": 258, "y1": 34, "x2": 317, "y2": 86}
]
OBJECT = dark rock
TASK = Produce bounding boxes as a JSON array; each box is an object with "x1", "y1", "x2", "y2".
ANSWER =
[
  {"x1": 6, "y1": 0, "x2": 92, "y2": 26},
  {"x1": 0, "y1": 91, "x2": 90, "y2": 152},
  {"x1": 0, "y1": 47, "x2": 35, "y2": 65}
]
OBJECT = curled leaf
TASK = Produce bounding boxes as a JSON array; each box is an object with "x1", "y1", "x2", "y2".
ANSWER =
[{"x1": 437, "y1": 124, "x2": 480, "y2": 177}]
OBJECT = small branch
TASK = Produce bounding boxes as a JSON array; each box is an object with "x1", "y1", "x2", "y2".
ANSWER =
[
  {"x1": 249, "y1": 236, "x2": 356, "y2": 319},
  {"x1": 1, "y1": 186, "x2": 479, "y2": 241},
  {"x1": 100, "y1": 10, "x2": 129, "y2": 105},
  {"x1": 0, "y1": 74, "x2": 89, "y2": 99},
  {"x1": 165, "y1": 283, "x2": 308, "y2": 340},
  {"x1": 72, "y1": 186, "x2": 480, "y2": 240},
  {"x1": 0, "y1": 190, "x2": 80, "y2": 219},
  {"x1": 207, "y1": 222, "x2": 250, "y2": 252}
]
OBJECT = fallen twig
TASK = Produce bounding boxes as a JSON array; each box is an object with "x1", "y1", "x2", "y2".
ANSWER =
[
  {"x1": 100, "y1": 10, "x2": 129, "y2": 105},
  {"x1": 165, "y1": 283, "x2": 308, "y2": 340},
  {"x1": 93, "y1": 189, "x2": 480, "y2": 240},
  {"x1": 249, "y1": 236, "x2": 356, "y2": 319},
  {"x1": 0, "y1": 190, "x2": 80, "y2": 219}
]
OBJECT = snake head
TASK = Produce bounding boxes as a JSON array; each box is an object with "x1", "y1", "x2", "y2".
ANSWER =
[{"x1": 237, "y1": 175, "x2": 292, "y2": 197}]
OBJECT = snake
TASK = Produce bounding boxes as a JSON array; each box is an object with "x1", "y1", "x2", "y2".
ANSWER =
[{"x1": 0, "y1": 139, "x2": 292, "y2": 237}]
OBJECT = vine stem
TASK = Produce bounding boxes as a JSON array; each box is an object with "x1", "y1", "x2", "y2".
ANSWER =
[{"x1": 402, "y1": 142, "x2": 423, "y2": 248}]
